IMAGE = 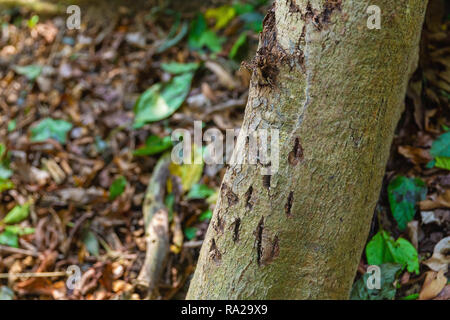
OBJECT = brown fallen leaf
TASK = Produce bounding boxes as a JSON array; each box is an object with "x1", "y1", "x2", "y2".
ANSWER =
[
  {"x1": 420, "y1": 190, "x2": 450, "y2": 210},
  {"x1": 434, "y1": 285, "x2": 450, "y2": 300},
  {"x1": 419, "y1": 270, "x2": 447, "y2": 300},
  {"x1": 398, "y1": 146, "x2": 432, "y2": 165},
  {"x1": 407, "y1": 220, "x2": 419, "y2": 250},
  {"x1": 423, "y1": 236, "x2": 450, "y2": 272}
]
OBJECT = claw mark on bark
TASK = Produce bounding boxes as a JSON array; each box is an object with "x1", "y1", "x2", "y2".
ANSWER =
[
  {"x1": 232, "y1": 218, "x2": 241, "y2": 242},
  {"x1": 301, "y1": 0, "x2": 342, "y2": 30},
  {"x1": 255, "y1": 216, "x2": 264, "y2": 266},
  {"x1": 209, "y1": 238, "x2": 222, "y2": 265},
  {"x1": 254, "y1": 216, "x2": 280, "y2": 266},
  {"x1": 263, "y1": 175, "x2": 271, "y2": 190},
  {"x1": 222, "y1": 183, "x2": 239, "y2": 206},
  {"x1": 288, "y1": 137, "x2": 304, "y2": 166},
  {"x1": 214, "y1": 212, "x2": 225, "y2": 234},
  {"x1": 263, "y1": 235, "x2": 280, "y2": 265},
  {"x1": 245, "y1": 186, "x2": 254, "y2": 210},
  {"x1": 288, "y1": 0, "x2": 300, "y2": 13},
  {"x1": 285, "y1": 191, "x2": 294, "y2": 217}
]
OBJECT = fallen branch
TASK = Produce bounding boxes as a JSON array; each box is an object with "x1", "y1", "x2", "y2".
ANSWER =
[{"x1": 135, "y1": 153, "x2": 171, "y2": 298}]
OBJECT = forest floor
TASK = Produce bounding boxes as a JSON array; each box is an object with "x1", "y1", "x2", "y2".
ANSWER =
[{"x1": 0, "y1": 0, "x2": 448, "y2": 300}]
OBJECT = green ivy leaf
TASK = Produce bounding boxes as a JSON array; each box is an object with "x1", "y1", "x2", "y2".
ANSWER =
[
  {"x1": 0, "y1": 230, "x2": 19, "y2": 248},
  {"x1": 3, "y1": 202, "x2": 30, "y2": 225},
  {"x1": 133, "y1": 72, "x2": 194, "y2": 128},
  {"x1": 430, "y1": 132, "x2": 450, "y2": 158},
  {"x1": 13, "y1": 64, "x2": 42, "y2": 81},
  {"x1": 350, "y1": 263, "x2": 402, "y2": 300},
  {"x1": 109, "y1": 176, "x2": 127, "y2": 200},
  {"x1": 187, "y1": 184, "x2": 216, "y2": 200},
  {"x1": 30, "y1": 118, "x2": 73, "y2": 144},
  {"x1": 366, "y1": 231, "x2": 419, "y2": 274},
  {"x1": 387, "y1": 176, "x2": 427, "y2": 230},
  {"x1": 133, "y1": 135, "x2": 173, "y2": 156},
  {"x1": 365, "y1": 231, "x2": 394, "y2": 266},
  {"x1": 184, "y1": 227, "x2": 197, "y2": 240}
]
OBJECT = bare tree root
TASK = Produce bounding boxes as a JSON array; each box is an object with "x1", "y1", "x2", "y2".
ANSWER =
[{"x1": 135, "y1": 153, "x2": 171, "y2": 299}]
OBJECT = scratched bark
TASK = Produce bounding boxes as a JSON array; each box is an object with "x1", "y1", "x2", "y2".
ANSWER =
[{"x1": 187, "y1": 0, "x2": 428, "y2": 299}]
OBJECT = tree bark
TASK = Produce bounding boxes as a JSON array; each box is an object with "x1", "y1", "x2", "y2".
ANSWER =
[{"x1": 187, "y1": 0, "x2": 428, "y2": 299}]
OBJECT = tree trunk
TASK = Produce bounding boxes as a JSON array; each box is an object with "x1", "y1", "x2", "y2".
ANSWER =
[{"x1": 187, "y1": 0, "x2": 428, "y2": 299}]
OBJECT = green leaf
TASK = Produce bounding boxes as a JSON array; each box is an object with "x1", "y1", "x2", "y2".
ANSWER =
[
  {"x1": 366, "y1": 231, "x2": 419, "y2": 274},
  {"x1": 7, "y1": 119, "x2": 16, "y2": 132},
  {"x1": 157, "y1": 21, "x2": 188, "y2": 53},
  {"x1": 30, "y1": 118, "x2": 73, "y2": 144},
  {"x1": 430, "y1": 132, "x2": 450, "y2": 158},
  {"x1": 388, "y1": 238, "x2": 420, "y2": 274},
  {"x1": 0, "y1": 165, "x2": 12, "y2": 179},
  {"x1": 233, "y1": 3, "x2": 255, "y2": 15},
  {"x1": 82, "y1": 230, "x2": 99, "y2": 257},
  {"x1": 3, "y1": 202, "x2": 30, "y2": 224},
  {"x1": 188, "y1": 14, "x2": 225, "y2": 53},
  {"x1": 0, "y1": 178, "x2": 14, "y2": 192},
  {"x1": 133, "y1": 72, "x2": 194, "y2": 128},
  {"x1": 13, "y1": 64, "x2": 42, "y2": 81},
  {"x1": 165, "y1": 193, "x2": 175, "y2": 222},
  {"x1": 0, "y1": 143, "x2": 6, "y2": 159},
  {"x1": 198, "y1": 209, "x2": 213, "y2": 222},
  {"x1": 0, "y1": 230, "x2": 18, "y2": 247},
  {"x1": 184, "y1": 227, "x2": 197, "y2": 240},
  {"x1": 133, "y1": 135, "x2": 173, "y2": 156},
  {"x1": 240, "y1": 12, "x2": 264, "y2": 32},
  {"x1": 0, "y1": 286, "x2": 14, "y2": 300},
  {"x1": 5, "y1": 225, "x2": 35, "y2": 236},
  {"x1": 187, "y1": 184, "x2": 215, "y2": 200},
  {"x1": 350, "y1": 263, "x2": 402, "y2": 300},
  {"x1": 161, "y1": 62, "x2": 199, "y2": 75},
  {"x1": 109, "y1": 176, "x2": 127, "y2": 200},
  {"x1": 196, "y1": 30, "x2": 226, "y2": 53},
  {"x1": 169, "y1": 145, "x2": 204, "y2": 192},
  {"x1": 27, "y1": 15, "x2": 39, "y2": 28},
  {"x1": 399, "y1": 293, "x2": 419, "y2": 300},
  {"x1": 205, "y1": 5, "x2": 236, "y2": 30},
  {"x1": 435, "y1": 157, "x2": 450, "y2": 170},
  {"x1": 366, "y1": 231, "x2": 394, "y2": 266},
  {"x1": 229, "y1": 33, "x2": 247, "y2": 59},
  {"x1": 387, "y1": 176, "x2": 427, "y2": 231}
]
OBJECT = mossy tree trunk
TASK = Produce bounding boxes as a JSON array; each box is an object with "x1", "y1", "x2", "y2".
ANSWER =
[{"x1": 187, "y1": 0, "x2": 427, "y2": 299}]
